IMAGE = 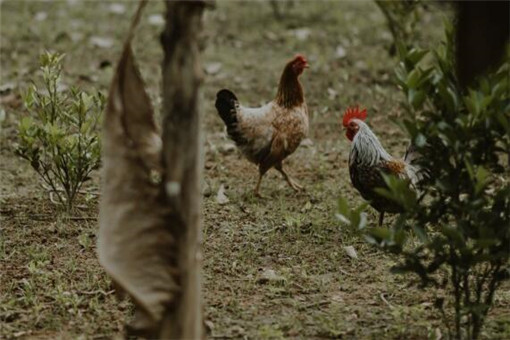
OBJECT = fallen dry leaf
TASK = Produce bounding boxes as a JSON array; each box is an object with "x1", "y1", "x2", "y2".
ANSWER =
[{"x1": 98, "y1": 1, "x2": 177, "y2": 336}]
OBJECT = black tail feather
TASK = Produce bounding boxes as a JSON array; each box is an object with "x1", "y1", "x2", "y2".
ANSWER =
[
  {"x1": 215, "y1": 89, "x2": 237, "y2": 125},
  {"x1": 215, "y1": 89, "x2": 247, "y2": 146}
]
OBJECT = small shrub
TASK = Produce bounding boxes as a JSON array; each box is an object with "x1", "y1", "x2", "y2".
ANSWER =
[
  {"x1": 375, "y1": 0, "x2": 424, "y2": 56},
  {"x1": 16, "y1": 52, "x2": 104, "y2": 213},
  {"x1": 339, "y1": 21, "x2": 510, "y2": 339}
]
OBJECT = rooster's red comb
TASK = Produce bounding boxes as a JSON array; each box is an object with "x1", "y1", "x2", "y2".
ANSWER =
[{"x1": 342, "y1": 106, "x2": 367, "y2": 127}]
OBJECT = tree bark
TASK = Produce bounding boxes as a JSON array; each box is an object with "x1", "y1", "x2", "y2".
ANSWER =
[
  {"x1": 98, "y1": 0, "x2": 205, "y2": 338},
  {"x1": 160, "y1": 1, "x2": 206, "y2": 339}
]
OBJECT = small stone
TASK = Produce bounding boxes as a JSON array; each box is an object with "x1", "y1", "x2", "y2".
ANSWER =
[
  {"x1": 300, "y1": 138, "x2": 314, "y2": 147},
  {"x1": 335, "y1": 45, "x2": 347, "y2": 59},
  {"x1": 205, "y1": 62, "x2": 222, "y2": 75},
  {"x1": 219, "y1": 142, "x2": 236, "y2": 155},
  {"x1": 215, "y1": 184, "x2": 229, "y2": 205},
  {"x1": 293, "y1": 28, "x2": 311, "y2": 41},
  {"x1": 35, "y1": 12, "x2": 48, "y2": 21},
  {"x1": 89, "y1": 36, "x2": 114, "y2": 49},
  {"x1": 148, "y1": 14, "x2": 165, "y2": 26},
  {"x1": 257, "y1": 268, "x2": 286, "y2": 285},
  {"x1": 109, "y1": 3, "x2": 125, "y2": 14},
  {"x1": 343, "y1": 245, "x2": 358, "y2": 259}
]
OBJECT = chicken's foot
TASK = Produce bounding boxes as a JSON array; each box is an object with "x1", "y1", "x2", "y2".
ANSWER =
[
  {"x1": 254, "y1": 174, "x2": 265, "y2": 198},
  {"x1": 276, "y1": 163, "x2": 303, "y2": 192}
]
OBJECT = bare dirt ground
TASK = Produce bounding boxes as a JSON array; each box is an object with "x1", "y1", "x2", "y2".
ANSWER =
[{"x1": 1, "y1": 1, "x2": 509, "y2": 339}]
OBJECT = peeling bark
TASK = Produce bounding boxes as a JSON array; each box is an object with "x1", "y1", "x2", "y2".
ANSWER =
[{"x1": 98, "y1": 0, "x2": 205, "y2": 338}]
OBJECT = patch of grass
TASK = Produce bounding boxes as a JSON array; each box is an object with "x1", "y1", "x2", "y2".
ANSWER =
[{"x1": 1, "y1": 1, "x2": 509, "y2": 339}]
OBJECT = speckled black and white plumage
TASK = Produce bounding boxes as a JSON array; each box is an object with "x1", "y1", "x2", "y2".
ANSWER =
[{"x1": 347, "y1": 119, "x2": 423, "y2": 225}]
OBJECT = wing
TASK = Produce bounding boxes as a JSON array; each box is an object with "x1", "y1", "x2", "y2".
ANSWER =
[
  {"x1": 350, "y1": 159, "x2": 408, "y2": 213},
  {"x1": 234, "y1": 102, "x2": 277, "y2": 163},
  {"x1": 381, "y1": 159, "x2": 408, "y2": 180}
]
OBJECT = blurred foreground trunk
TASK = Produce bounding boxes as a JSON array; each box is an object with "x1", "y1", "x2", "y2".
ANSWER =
[
  {"x1": 159, "y1": 1, "x2": 205, "y2": 338},
  {"x1": 98, "y1": 0, "x2": 205, "y2": 338}
]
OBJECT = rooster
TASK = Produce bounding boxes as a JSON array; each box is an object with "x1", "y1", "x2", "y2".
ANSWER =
[
  {"x1": 343, "y1": 106, "x2": 424, "y2": 226},
  {"x1": 215, "y1": 55, "x2": 309, "y2": 197}
]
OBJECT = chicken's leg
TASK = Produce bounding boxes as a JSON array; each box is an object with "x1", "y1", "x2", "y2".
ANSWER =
[
  {"x1": 275, "y1": 162, "x2": 303, "y2": 191},
  {"x1": 378, "y1": 212, "x2": 385, "y2": 226},
  {"x1": 254, "y1": 165, "x2": 271, "y2": 198},
  {"x1": 254, "y1": 174, "x2": 264, "y2": 198}
]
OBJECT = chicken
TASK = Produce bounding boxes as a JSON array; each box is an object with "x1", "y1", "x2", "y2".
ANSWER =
[
  {"x1": 215, "y1": 55, "x2": 309, "y2": 197},
  {"x1": 342, "y1": 106, "x2": 424, "y2": 226}
]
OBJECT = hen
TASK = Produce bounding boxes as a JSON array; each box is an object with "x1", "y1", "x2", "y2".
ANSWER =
[
  {"x1": 215, "y1": 55, "x2": 309, "y2": 197},
  {"x1": 343, "y1": 106, "x2": 424, "y2": 225}
]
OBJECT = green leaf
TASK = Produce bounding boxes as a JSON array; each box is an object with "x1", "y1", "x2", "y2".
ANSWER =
[
  {"x1": 412, "y1": 224, "x2": 428, "y2": 242},
  {"x1": 395, "y1": 63, "x2": 408, "y2": 85},
  {"x1": 414, "y1": 133, "x2": 426, "y2": 147},
  {"x1": 408, "y1": 89, "x2": 426, "y2": 109},
  {"x1": 474, "y1": 166, "x2": 489, "y2": 195},
  {"x1": 441, "y1": 225, "x2": 464, "y2": 246},
  {"x1": 19, "y1": 116, "x2": 34, "y2": 131},
  {"x1": 406, "y1": 48, "x2": 428, "y2": 65},
  {"x1": 368, "y1": 227, "x2": 391, "y2": 241},
  {"x1": 406, "y1": 69, "x2": 421, "y2": 89}
]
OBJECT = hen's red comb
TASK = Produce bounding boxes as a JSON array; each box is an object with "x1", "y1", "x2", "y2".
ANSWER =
[
  {"x1": 292, "y1": 54, "x2": 307, "y2": 63},
  {"x1": 342, "y1": 106, "x2": 367, "y2": 127}
]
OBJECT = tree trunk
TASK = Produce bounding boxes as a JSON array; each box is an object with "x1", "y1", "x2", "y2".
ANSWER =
[
  {"x1": 159, "y1": 1, "x2": 206, "y2": 339},
  {"x1": 98, "y1": 0, "x2": 205, "y2": 338}
]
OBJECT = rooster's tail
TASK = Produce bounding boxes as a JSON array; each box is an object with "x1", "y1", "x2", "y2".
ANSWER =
[
  {"x1": 404, "y1": 143, "x2": 429, "y2": 187},
  {"x1": 215, "y1": 89, "x2": 247, "y2": 146}
]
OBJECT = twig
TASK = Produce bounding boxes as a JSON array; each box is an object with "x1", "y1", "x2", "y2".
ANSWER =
[
  {"x1": 380, "y1": 293, "x2": 394, "y2": 309},
  {"x1": 68, "y1": 216, "x2": 97, "y2": 221},
  {"x1": 43, "y1": 184, "x2": 100, "y2": 196},
  {"x1": 27, "y1": 214, "x2": 96, "y2": 221},
  {"x1": 79, "y1": 289, "x2": 115, "y2": 296},
  {"x1": 49, "y1": 191, "x2": 62, "y2": 205},
  {"x1": 291, "y1": 282, "x2": 306, "y2": 291},
  {"x1": 338, "y1": 268, "x2": 354, "y2": 277},
  {"x1": 261, "y1": 227, "x2": 279, "y2": 235},
  {"x1": 299, "y1": 300, "x2": 330, "y2": 310}
]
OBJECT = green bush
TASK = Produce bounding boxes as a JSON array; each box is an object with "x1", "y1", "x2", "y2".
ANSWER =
[
  {"x1": 16, "y1": 52, "x2": 104, "y2": 213},
  {"x1": 340, "y1": 22, "x2": 510, "y2": 339}
]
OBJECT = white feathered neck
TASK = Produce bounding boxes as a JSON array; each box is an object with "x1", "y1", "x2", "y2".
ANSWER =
[{"x1": 350, "y1": 119, "x2": 393, "y2": 166}]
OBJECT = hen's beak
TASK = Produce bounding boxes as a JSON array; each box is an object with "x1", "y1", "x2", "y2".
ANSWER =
[{"x1": 303, "y1": 63, "x2": 310, "y2": 68}]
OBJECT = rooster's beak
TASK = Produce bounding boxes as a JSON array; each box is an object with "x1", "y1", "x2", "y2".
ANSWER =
[{"x1": 304, "y1": 63, "x2": 310, "y2": 68}]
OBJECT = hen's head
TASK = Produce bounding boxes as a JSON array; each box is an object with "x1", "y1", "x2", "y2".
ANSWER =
[
  {"x1": 342, "y1": 106, "x2": 367, "y2": 141},
  {"x1": 289, "y1": 54, "x2": 309, "y2": 75}
]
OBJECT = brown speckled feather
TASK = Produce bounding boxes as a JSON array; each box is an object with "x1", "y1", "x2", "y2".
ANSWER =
[{"x1": 215, "y1": 55, "x2": 309, "y2": 195}]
